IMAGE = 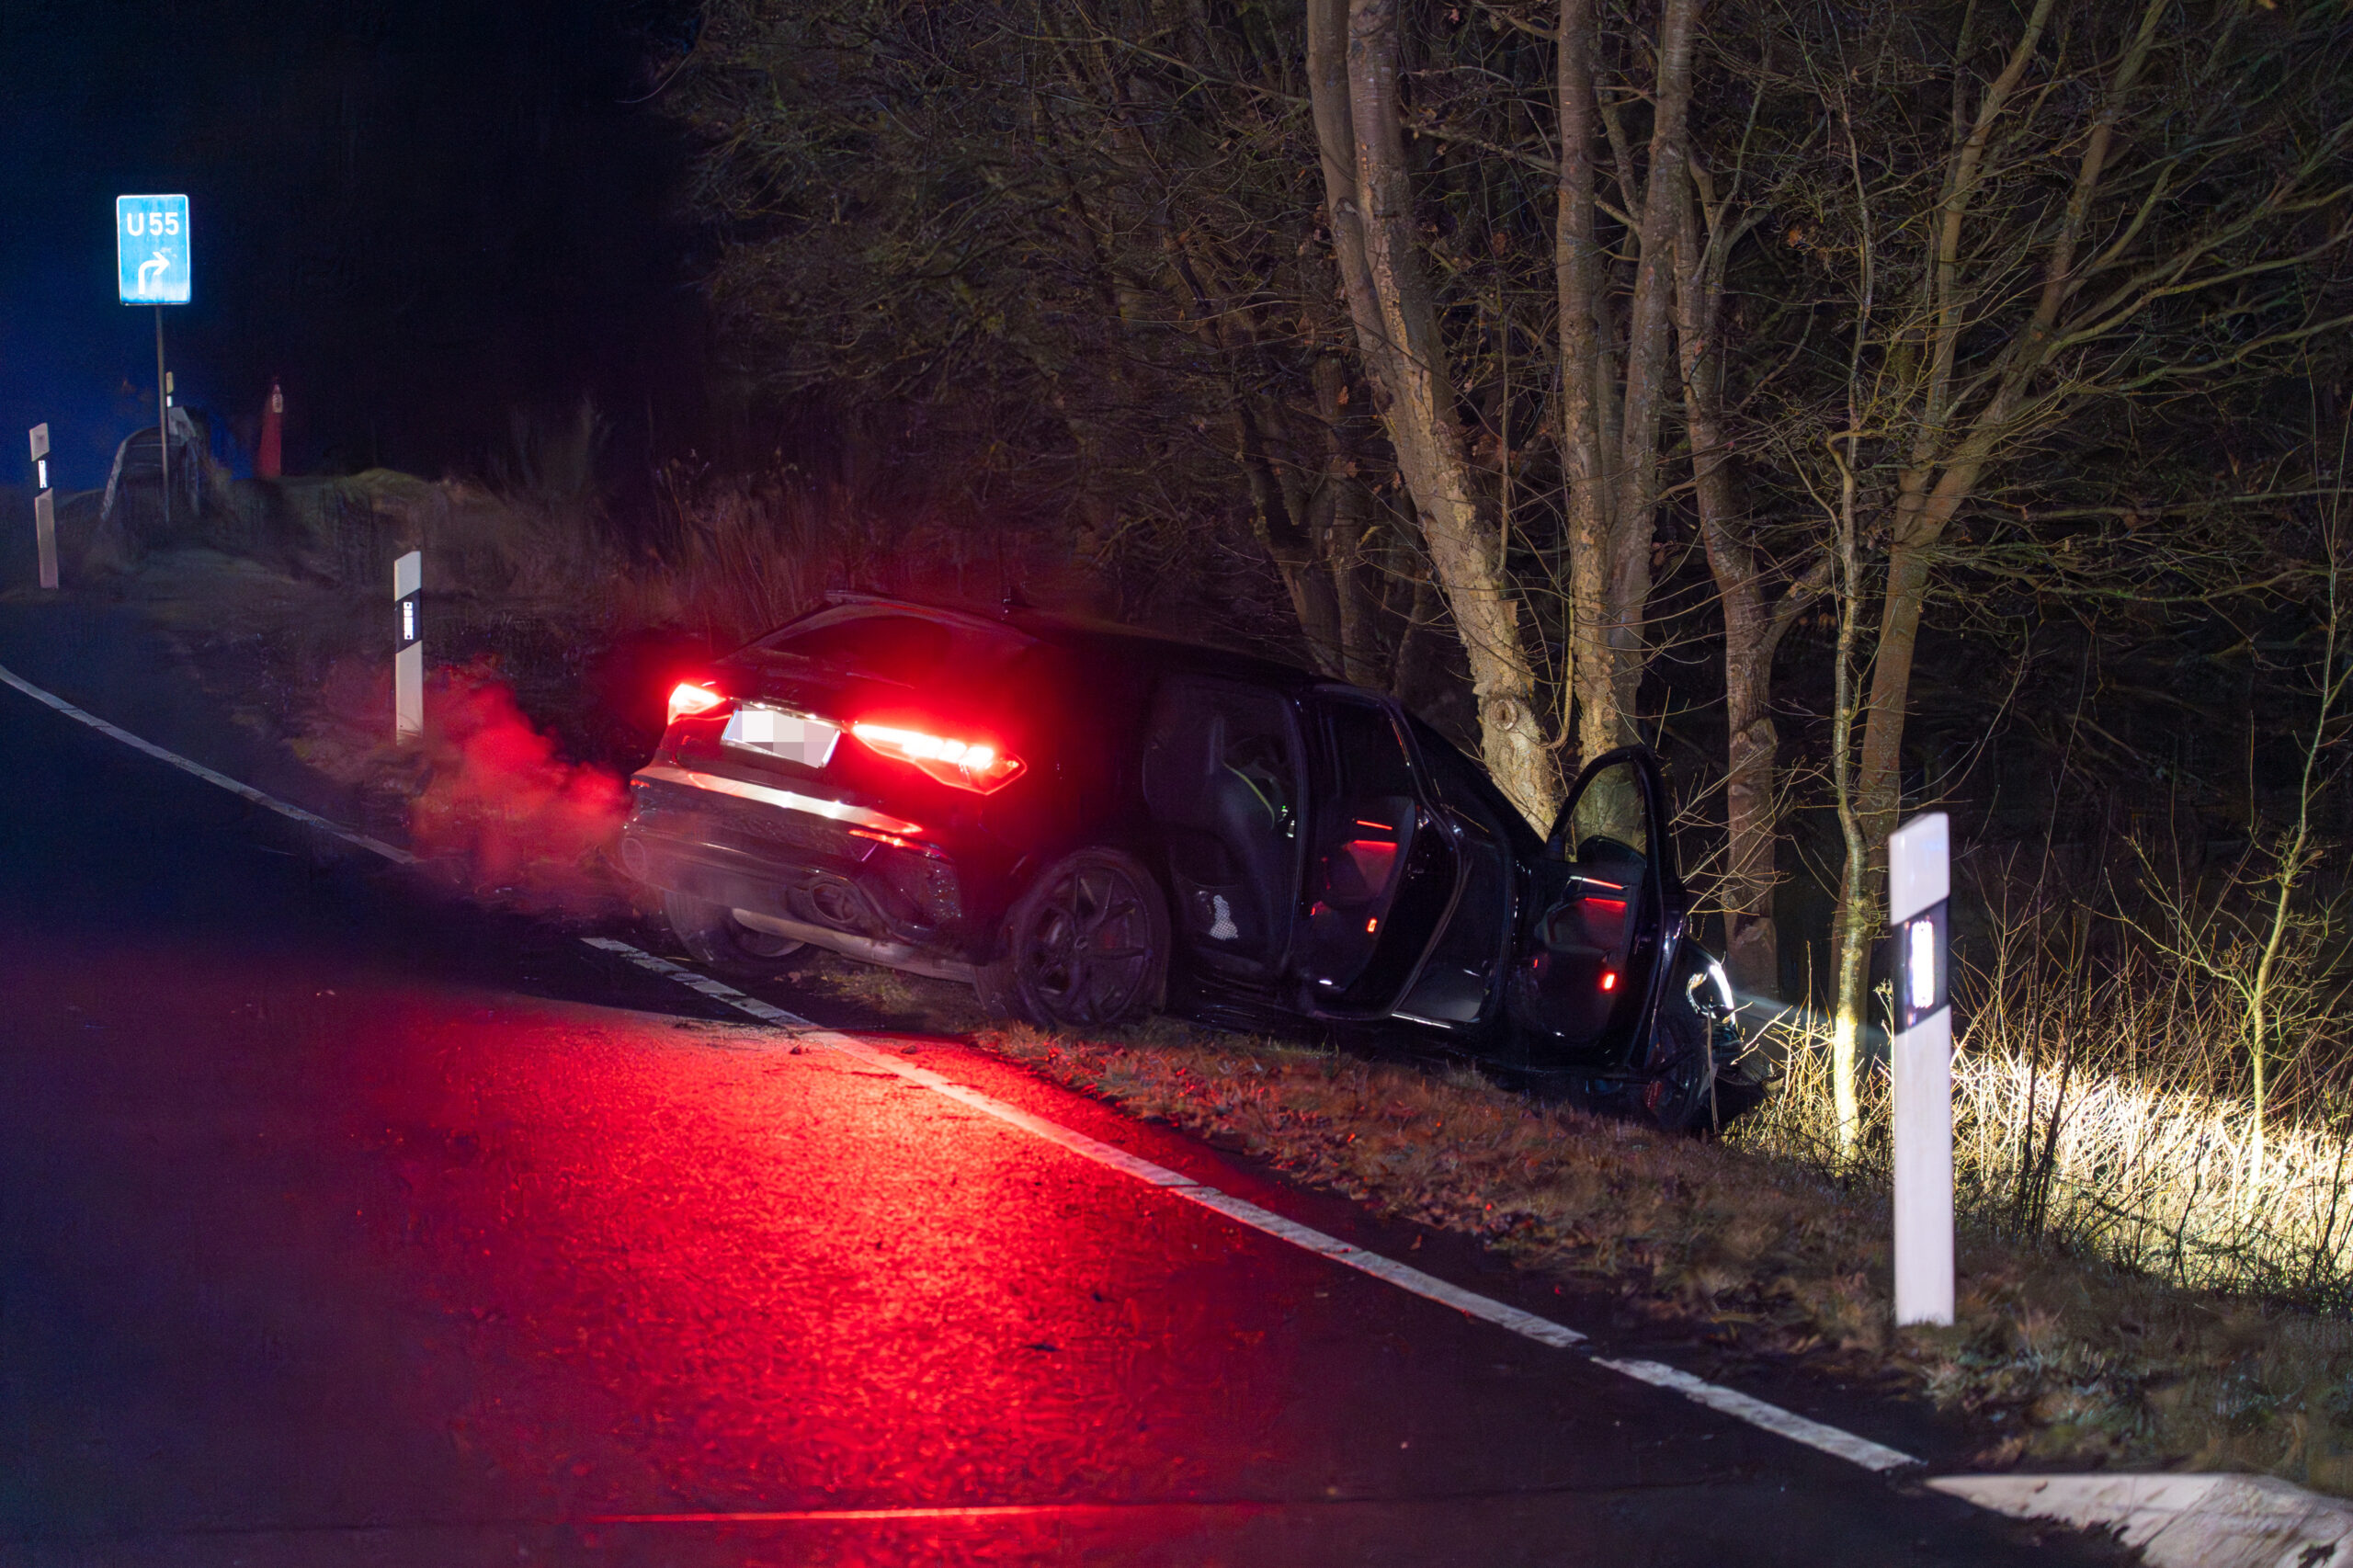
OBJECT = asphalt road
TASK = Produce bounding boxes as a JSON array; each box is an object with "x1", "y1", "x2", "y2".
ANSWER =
[{"x1": 0, "y1": 654, "x2": 2126, "y2": 1567}]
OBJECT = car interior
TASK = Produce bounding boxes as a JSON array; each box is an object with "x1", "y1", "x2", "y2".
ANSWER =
[
  {"x1": 1295, "y1": 697, "x2": 1432, "y2": 1006},
  {"x1": 1142, "y1": 676, "x2": 1305, "y2": 982}
]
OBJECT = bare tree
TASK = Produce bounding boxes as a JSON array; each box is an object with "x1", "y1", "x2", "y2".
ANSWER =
[
  {"x1": 1309, "y1": 0, "x2": 1560, "y2": 823},
  {"x1": 1665, "y1": 40, "x2": 1832, "y2": 996},
  {"x1": 1786, "y1": 0, "x2": 2353, "y2": 1091},
  {"x1": 2131, "y1": 404, "x2": 2353, "y2": 1199}
]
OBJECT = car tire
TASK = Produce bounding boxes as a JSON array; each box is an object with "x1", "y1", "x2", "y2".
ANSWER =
[
  {"x1": 662, "y1": 891, "x2": 807, "y2": 979},
  {"x1": 1641, "y1": 986, "x2": 1721, "y2": 1135},
  {"x1": 972, "y1": 952, "x2": 1022, "y2": 1022},
  {"x1": 995, "y1": 847, "x2": 1169, "y2": 1028}
]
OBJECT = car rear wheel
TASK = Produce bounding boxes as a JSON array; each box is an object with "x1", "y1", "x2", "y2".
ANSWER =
[
  {"x1": 1641, "y1": 989, "x2": 1720, "y2": 1135},
  {"x1": 662, "y1": 891, "x2": 807, "y2": 978},
  {"x1": 995, "y1": 848, "x2": 1168, "y2": 1028}
]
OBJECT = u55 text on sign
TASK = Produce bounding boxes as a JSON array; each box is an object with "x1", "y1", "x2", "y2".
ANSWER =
[{"x1": 116, "y1": 195, "x2": 191, "y2": 305}]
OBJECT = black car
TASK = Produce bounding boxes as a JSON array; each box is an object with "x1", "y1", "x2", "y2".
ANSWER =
[{"x1": 617, "y1": 594, "x2": 1759, "y2": 1131}]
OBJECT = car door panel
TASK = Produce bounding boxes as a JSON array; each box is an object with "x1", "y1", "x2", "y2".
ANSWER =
[
  {"x1": 1508, "y1": 747, "x2": 1678, "y2": 1063},
  {"x1": 1291, "y1": 697, "x2": 1463, "y2": 1017},
  {"x1": 1392, "y1": 822, "x2": 1508, "y2": 1025},
  {"x1": 1389, "y1": 728, "x2": 1528, "y2": 1029}
]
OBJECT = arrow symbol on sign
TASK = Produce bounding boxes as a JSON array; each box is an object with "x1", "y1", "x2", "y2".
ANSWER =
[{"x1": 138, "y1": 251, "x2": 169, "y2": 293}]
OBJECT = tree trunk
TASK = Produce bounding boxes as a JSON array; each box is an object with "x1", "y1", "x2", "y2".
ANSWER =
[
  {"x1": 1828, "y1": 426, "x2": 1870, "y2": 1157},
  {"x1": 1593, "y1": 0, "x2": 1698, "y2": 747},
  {"x1": 1314, "y1": 353, "x2": 1385, "y2": 687},
  {"x1": 1312, "y1": 0, "x2": 1558, "y2": 826},
  {"x1": 1553, "y1": 0, "x2": 1607, "y2": 768},
  {"x1": 1720, "y1": 603, "x2": 1781, "y2": 994},
  {"x1": 1671, "y1": 181, "x2": 1781, "y2": 996},
  {"x1": 1234, "y1": 402, "x2": 1348, "y2": 677},
  {"x1": 1829, "y1": 0, "x2": 2174, "y2": 1060},
  {"x1": 1554, "y1": 0, "x2": 1701, "y2": 809}
]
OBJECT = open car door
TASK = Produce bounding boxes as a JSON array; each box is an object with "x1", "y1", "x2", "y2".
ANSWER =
[
  {"x1": 1141, "y1": 675, "x2": 1307, "y2": 986},
  {"x1": 1289, "y1": 693, "x2": 1464, "y2": 1018},
  {"x1": 1507, "y1": 746, "x2": 1682, "y2": 1062}
]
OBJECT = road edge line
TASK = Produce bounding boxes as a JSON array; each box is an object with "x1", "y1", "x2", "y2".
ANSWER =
[
  {"x1": 0, "y1": 660, "x2": 416, "y2": 865},
  {"x1": 580, "y1": 935, "x2": 1921, "y2": 1477}
]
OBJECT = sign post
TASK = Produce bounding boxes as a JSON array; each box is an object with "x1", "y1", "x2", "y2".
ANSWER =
[
  {"x1": 259, "y1": 379, "x2": 284, "y2": 480},
  {"x1": 115, "y1": 195, "x2": 191, "y2": 532},
  {"x1": 28, "y1": 424, "x2": 56, "y2": 590},
  {"x1": 1889, "y1": 812, "x2": 1954, "y2": 1327},
  {"x1": 394, "y1": 551, "x2": 423, "y2": 744}
]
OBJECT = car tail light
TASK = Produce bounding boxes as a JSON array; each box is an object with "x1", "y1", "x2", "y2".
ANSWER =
[
  {"x1": 1600, "y1": 971, "x2": 1620, "y2": 992},
  {"x1": 850, "y1": 721, "x2": 1025, "y2": 793},
  {"x1": 667, "y1": 681, "x2": 728, "y2": 725}
]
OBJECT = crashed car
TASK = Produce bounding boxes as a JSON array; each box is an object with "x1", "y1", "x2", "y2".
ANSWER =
[{"x1": 617, "y1": 594, "x2": 1761, "y2": 1130}]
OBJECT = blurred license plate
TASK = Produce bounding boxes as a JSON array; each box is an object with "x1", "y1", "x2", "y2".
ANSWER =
[{"x1": 722, "y1": 706, "x2": 841, "y2": 767}]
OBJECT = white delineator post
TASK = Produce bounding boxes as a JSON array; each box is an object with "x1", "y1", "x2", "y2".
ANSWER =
[
  {"x1": 393, "y1": 550, "x2": 423, "y2": 744},
  {"x1": 1889, "y1": 811, "x2": 1954, "y2": 1327},
  {"x1": 28, "y1": 424, "x2": 57, "y2": 590}
]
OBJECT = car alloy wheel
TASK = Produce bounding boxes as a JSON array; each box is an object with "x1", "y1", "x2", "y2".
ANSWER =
[{"x1": 1003, "y1": 847, "x2": 1168, "y2": 1028}]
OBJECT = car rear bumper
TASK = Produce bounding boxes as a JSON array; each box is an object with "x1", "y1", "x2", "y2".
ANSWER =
[{"x1": 619, "y1": 764, "x2": 974, "y2": 958}]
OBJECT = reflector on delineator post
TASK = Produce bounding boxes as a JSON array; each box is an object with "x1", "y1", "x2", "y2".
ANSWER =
[
  {"x1": 1889, "y1": 811, "x2": 1953, "y2": 1327},
  {"x1": 393, "y1": 551, "x2": 422, "y2": 744},
  {"x1": 28, "y1": 424, "x2": 56, "y2": 591}
]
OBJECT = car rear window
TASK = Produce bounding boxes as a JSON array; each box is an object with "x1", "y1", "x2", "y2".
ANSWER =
[{"x1": 756, "y1": 613, "x2": 954, "y2": 686}]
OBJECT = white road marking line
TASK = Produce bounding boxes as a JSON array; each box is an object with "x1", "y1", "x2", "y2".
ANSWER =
[
  {"x1": 580, "y1": 936, "x2": 1923, "y2": 1475},
  {"x1": 0, "y1": 661, "x2": 416, "y2": 865},
  {"x1": 1593, "y1": 1358, "x2": 1916, "y2": 1473}
]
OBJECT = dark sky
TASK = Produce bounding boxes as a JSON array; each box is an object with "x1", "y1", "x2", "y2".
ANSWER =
[{"x1": 0, "y1": 0, "x2": 703, "y2": 492}]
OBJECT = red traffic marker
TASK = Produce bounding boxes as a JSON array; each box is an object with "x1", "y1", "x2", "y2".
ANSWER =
[{"x1": 257, "y1": 379, "x2": 284, "y2": 479}]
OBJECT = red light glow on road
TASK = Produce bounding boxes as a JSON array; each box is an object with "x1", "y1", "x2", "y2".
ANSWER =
[{"x1": 350, "y1": 1002, "x2": 1299, "y2": 1510}]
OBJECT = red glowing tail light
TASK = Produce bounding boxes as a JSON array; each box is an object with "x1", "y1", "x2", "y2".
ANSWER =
[
  {"x1": 850, "y1": 721, "x2": 1025, "y2": 793},
  {"x1": 666, "y1": 681, "x2": 728, "y2": 726},
  {"x1": 1600, "y1": 970, "x2": 1620, "y2": 992}
]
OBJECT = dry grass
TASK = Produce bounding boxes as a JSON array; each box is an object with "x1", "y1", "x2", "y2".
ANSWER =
[
  {"x1": 613, "y1": 461, "x2": 1093, "y2": 649},
  {"x1": 608, "y1": 468, "x2": 894, "y2": 647},
  {"x1": 1748, "y1": 1034, "x2": 2353, "y2": 1301},
  {"x1": 1740, "y1": 941, "x2": 2353, "y2": 1303}
]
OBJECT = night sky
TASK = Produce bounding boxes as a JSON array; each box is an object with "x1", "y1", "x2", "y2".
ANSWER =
[{"x1": 0, "y1": 0, "x2": 701, "y2": 493}]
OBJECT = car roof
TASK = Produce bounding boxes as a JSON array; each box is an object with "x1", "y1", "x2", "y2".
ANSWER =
[{"x1": 817, "y1": 592, "x2": 1341, "y2": 697}]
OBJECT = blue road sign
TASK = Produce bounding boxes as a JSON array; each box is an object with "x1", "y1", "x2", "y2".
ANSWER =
[{"x1": 116, "y1": 195, "x2": 191, "y2": 304}]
